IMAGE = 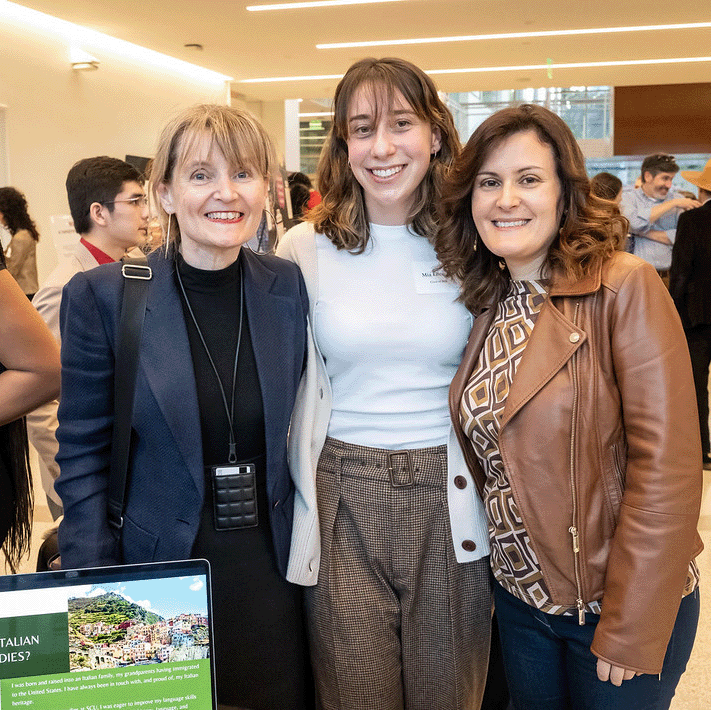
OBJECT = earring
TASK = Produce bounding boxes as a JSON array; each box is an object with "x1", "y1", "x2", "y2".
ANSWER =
[
  {"x1": 163, "y1": 213, "x2": 173, "y2": 257},
  {"x1": 246, "y1": 209, "x2": 277, "y2": 255}
]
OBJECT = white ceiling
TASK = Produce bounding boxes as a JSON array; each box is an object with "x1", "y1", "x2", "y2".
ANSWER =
[{"x1": 15, "y1": 0, "x2": 711, "y2": 103}]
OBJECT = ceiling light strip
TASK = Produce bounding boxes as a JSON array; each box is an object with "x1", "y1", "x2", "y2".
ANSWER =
[
  {"x1": 247, "y1": 0, "x2": 405, "y2": 11},
  {"x1": 242, "y1": 74, "x2": 342, "y2": 83},
  {"x1": 316, "y1": 21, "x2": 711, "y2": 49},
  {"x1": 428, "y1": 56, "x2": 711, "y2": 75},
  {"x1": 240, "y1": 56, "x2": 711, "y2": 83}
]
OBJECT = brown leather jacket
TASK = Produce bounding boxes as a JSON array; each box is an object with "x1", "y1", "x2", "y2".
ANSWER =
[{"x1": 450, "y1": 251, "x2": 702, "y2": 674}]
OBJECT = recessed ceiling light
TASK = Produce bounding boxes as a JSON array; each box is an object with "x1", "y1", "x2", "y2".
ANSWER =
[
  {"x1": 247, "y1": 0, "x2": 405, "y2": 11},
  {"x1": 316, "y1": 21, "x2": 711, "y2": 49},
  {"x1": 239, "y1": 56, "x2": 711, "y2": 83}
]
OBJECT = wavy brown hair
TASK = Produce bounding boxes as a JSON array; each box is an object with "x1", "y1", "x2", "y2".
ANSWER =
[
  {"x1": 311, "y1": 57, "x2": 460, "y2": 252},
  {"x1": 436, "y1": 104, "x2": 628, "y2": 313}
]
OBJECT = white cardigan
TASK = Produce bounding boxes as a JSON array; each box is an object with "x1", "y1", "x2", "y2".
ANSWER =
[{"x1": 277, "y1": 222, "x2": 490, "y2": 586}]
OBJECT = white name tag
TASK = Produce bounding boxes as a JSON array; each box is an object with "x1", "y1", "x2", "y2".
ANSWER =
[{"x1": 412, "y1": 261, "x2": 460, "y2": 294}]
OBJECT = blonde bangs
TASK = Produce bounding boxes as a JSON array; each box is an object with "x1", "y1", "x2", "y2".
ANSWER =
[{"x1": 171, "y1": 108, "x2": 273, "y2": 179}]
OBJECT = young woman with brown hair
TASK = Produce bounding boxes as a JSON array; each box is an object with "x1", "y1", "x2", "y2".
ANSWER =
[
  {"x1": 436, "y1": 103, "x2": 701, "y2": 709},
  {"x1": 278, "y1": 58, "x2": 492, "y2": 710}
]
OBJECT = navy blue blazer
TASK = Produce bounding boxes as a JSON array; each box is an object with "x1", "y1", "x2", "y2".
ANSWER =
[{"x1": 55, "y1": 248, "x2": 308, "y2": 576}]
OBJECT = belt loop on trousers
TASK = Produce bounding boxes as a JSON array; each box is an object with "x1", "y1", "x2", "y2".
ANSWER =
[{"x1": 387, "y1": 450, "x2": 414, "y2": 487}]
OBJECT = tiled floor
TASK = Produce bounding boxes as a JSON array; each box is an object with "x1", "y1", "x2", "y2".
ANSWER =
[{"x1": 5, "y1": 438, "x2": 711, "y2": 707}]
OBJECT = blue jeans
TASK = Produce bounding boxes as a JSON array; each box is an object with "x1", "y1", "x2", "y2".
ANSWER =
[{"x1": 493, "y1": 581, "x2": 699, "y2": 710}]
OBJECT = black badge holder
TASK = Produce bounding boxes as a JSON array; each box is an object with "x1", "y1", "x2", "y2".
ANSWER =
[
  {"x1": 211, "y1": 462, "x2": 258, "y2": 530},
  {"x1": 107, "y1": 255, "x2": 152, "y2": 533}
]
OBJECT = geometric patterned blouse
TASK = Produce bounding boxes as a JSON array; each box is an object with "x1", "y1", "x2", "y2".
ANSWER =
[
  {"x1": 461, "y1": 280, "x2": 602, "y2": 615},
  {"x1": 461, "y1": 279, "x2": 698, "y2": 614}
]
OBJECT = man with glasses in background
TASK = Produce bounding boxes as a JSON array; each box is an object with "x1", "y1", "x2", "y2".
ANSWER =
[
  {"x1": 28, "y1": 156, "x2": 149, "y2": 524},
  {"x1": 620, "y1": 153, "x2": 700, "y2": 285}
]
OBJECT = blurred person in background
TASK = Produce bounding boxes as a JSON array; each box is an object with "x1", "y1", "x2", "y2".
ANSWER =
[
  {"x1": 590, "y1": 172, "x2": 622, "y2": 204},
  {"x1": 620, "y1": 154, "x2": 700, "y2": 284},
  {"x1": 27, "y1": 156, "x2": 148, "y2": 520},
  {"x1": 590, "y1": 172, "x2": 629, "y2": 251},
  {"x1": 289, "y1": 171, "x2": 322, "y2": 212},
  {"x1": 0, "y1": 187, "x2": 40, "y2": 299},
  {"x1": 670, "y1": 158, "x2": 711, "y2": 472},
  {"x1": 0, "y1": 241, "x2": 60, "y2": 571}
]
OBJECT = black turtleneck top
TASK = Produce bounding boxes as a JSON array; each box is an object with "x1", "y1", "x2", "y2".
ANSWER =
[{"x1": 175, "y1": 251, "x2": 310, "y2": 709}]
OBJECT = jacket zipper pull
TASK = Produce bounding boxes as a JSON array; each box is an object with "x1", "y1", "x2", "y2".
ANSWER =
[
  {"x1": 576, "y1": 598, "x2": 585, "y2": 625},
  {"x1": 569, "y1": 526, "x2": 585, "y2": 624}
]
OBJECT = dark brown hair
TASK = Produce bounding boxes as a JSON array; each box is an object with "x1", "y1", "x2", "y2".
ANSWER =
[
  {"x1": 66, "y1": 157, "x2": 143, "y2": 235},
  {"x1": 0, "y1": 187, "x2": 39, "y2": 241},
  {"x1": 311, "y1": 57, "x2": 460, "y2": 252},
  {"x1": 590, "y1": 172, "x2": 622, "y2": 202},
  {"x1": 641, "y1": 153, "x2": 679, "y2": 181},
  {"x1": 0, "y1": 415, "x2": 33, "y2": 573},
  {"x1": 436, "y1": 104, "x2": 627, "y2": 313}
]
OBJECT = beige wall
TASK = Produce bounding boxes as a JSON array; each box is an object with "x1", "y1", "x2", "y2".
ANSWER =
[{"x1": 0, "y1": 17, "x2": 229, "y2": 282}]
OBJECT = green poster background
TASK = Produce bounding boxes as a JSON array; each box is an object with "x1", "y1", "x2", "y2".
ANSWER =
[
  {"x1": 0, "y1": 658, "x2": 213, "y2": 709},
  {"x1": 0, "y1": 612, "x2": 69, "y2": 680}
]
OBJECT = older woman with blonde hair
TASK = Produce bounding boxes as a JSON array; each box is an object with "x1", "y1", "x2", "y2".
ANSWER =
[
  {"x1": 56, "y1": 104, "x2": 312, "y2": 710},
  {"x1": 436, "y1": 103, "x2": 701, "y2": 710}
]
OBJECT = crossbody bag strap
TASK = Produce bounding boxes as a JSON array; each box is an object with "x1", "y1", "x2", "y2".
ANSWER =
[{"x1": 107, "y1": 255, "x2": 152, "y2": 531}]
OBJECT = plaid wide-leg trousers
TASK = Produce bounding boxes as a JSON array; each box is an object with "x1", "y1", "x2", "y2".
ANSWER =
[{"x1": 306, "y1": 437, "x2": 492, "y2": 710}]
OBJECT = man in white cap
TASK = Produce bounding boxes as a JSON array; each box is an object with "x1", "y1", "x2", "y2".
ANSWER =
[{"x1": 670, "y1": 158, "x2": 711, "y2": 470}]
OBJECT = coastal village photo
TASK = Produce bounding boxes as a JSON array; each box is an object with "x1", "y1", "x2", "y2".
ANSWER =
[{"x1": 67, "y1": 591, "x2": 210, "y2": 671}]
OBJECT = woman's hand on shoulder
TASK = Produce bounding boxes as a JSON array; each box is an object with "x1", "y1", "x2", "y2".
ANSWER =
[{"x1": 596, "y1": 658, "x2": 641, "y2": 686}]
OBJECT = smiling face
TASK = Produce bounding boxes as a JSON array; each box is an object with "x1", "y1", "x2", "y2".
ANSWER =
[
  {"x1": 346, "y1": 85, "x2": 441, "y2": 226},
  {"x1": 641, "y1": 170, "x2": 676, "y2": 200},
  {"x1": 158, "y1": 133, "x2": 268, "y2": 270},
  {"x1": 471, "y1": 130, "x2": 563, "y2": 280}
]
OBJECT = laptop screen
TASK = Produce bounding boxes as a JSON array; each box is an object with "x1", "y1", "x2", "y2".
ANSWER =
[{"x1": 0, "y1": 559, "x2": 215, "y2": 710}]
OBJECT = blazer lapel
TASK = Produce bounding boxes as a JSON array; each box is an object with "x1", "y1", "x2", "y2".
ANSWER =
[
  {"x1": 139, "y1": 255, "x2": 204, "y2": 493},
  {"x1": 242, "y1": 250, "x2": 294, "y2": 499}
]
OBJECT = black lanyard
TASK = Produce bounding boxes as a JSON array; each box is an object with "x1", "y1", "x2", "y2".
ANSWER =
[{"x1": 176, "y1": 258, "x2": 244, "y2": 463}]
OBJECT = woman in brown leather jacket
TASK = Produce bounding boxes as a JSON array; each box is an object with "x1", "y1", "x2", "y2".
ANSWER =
[{"x1": 435, "y1": 104, "x2": 702, "y2": 710}]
